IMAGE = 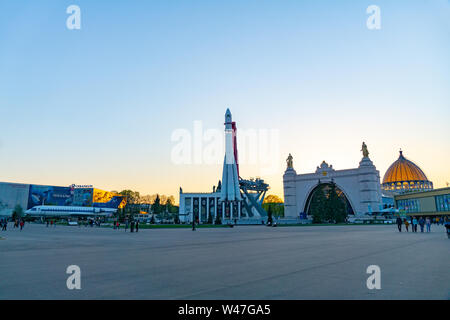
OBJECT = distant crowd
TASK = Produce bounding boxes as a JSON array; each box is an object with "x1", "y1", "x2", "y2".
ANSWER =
[
  {"x1": 75, "y1": 218, "x2": 102, "y2": 228},
  {"x1": 0, "y1": 217, "x2": 143, "y2": 233},
  {"x1": 396, "y1": 216, "x2": 450, "y2": 236},
  {"x1": 1, "y1": 218, "x2": 26, "y2": 231},
  {"x1": 112, "y1": 219, "x2": 140, "y2": 232}
]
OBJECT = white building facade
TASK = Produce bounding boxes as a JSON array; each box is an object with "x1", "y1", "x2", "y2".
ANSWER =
[
  {"x1": 179, "y1": 190, "x2": 243, "y2": 224},
  {"x1": 283, "y1": 156, "x2": 383, "y2": 218}
]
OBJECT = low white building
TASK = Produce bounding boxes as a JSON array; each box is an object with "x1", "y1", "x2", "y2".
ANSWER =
[{"x1": 179, "y1": 188, "x2": 243, "y2": 224}]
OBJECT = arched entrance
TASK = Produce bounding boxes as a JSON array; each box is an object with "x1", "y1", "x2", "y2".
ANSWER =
[{"x1": 304, "y1": 183, "x2": 355, "y2": 216}]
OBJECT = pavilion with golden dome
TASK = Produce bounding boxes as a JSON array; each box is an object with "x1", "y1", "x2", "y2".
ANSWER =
[{"x1": 382, "y1": 150, "x2": 433, "y2": 193}]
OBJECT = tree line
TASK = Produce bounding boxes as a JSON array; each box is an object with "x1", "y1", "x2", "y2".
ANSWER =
[
  {"x1": 116, "y1": 191, "x2": 179, "y2": 223},
  {"x1": 262, "y1": 194, "x2": 284, "y2": 218},
  {"x1": 114, "y1": 190, "x2": 176, "y2": 206}
]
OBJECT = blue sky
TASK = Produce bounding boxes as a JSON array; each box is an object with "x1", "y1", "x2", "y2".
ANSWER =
[{"x1": 0, "y1": 0, "x2": 449, "y2": 198}]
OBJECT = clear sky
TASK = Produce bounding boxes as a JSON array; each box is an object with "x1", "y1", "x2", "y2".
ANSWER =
[{"x1": 1, "y1": 0, "x2": 449, "y2": 201}]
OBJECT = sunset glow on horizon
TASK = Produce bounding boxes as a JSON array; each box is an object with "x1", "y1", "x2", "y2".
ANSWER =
[{"x1": 1, "y1": 0, "x2": 449, "y2": 202}]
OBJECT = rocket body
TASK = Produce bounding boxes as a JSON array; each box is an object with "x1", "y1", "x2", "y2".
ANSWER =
[{"x1": 220, "y1": 109, "x2": 242, "y2": 202}]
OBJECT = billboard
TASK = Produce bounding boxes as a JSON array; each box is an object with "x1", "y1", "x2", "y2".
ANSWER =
[
  {"x1": 72, "y1": 187, "x2": 94, "y2": 207},
  {"x1": 93, "y1": 196, "x2": 124, "y2": 209},
  {"x1": 1, "y1": 181, "x2": 124, "y2": 213},
  {"x1": 27, "y1": 185, "x2": 74, "y2": 209},
  {"x1": 93, "y1": 188, "x2": 126, "y2": 208}
]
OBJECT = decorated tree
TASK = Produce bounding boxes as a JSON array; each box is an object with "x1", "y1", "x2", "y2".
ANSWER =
[
  {"x1": 327, "y1": 183, "x2": 347, "y2": 223},
  {"x1": 310, "y1": 187, "x2": 328, "y2": 223}
]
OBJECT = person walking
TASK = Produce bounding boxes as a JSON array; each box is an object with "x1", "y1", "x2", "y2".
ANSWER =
[
  {"x1": 125, "y1": 219, "x2": 129, "y2": 232},
  {"x1": 404, "y1": 218, "x2": 410, "y2": 232},
  {"x1": 412, "y1": 217, "x2": 418, "y2": 233},
  {"x1": 135, "y1": 221, "x2": 139, "y2": 233},
  {"x1": 1, "y1": 219, "x2": 6, "y2": 231},
  {"x1": 396, "y1": 217, "x2": 402, "y2": 232},
  {"x1": 130, "y1": 221, "x2": 135, "y2": 233},
  {"x1": 444, "y1": 217, "x2": 450, "y2": 239},
  {"x1": 19, "y1": 220, "x2": 24, "y2": 231},
  {"x1": 418, "y1": 217, "x2": 425, "y2": 233},
  {"x1": 426, "y1": 217, "x2": 431, "y2": 233}
]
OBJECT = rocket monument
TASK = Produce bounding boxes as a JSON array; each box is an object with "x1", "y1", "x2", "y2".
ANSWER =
[
  {"x1": 178, "y1": 108, "x2": 269, "y2": 223},
  {"x1": 220, "y1": 109, "x2": 242, "y2": 202}
]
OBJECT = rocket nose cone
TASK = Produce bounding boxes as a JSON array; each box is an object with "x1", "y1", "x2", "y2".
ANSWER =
[{"x1": 225, "y1": 108, "x2": 232, "y2": 122}]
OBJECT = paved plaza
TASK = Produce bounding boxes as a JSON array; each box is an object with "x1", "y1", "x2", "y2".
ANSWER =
[{"x1": 0, "y1": 223, "x2": 448, "y2": 300}]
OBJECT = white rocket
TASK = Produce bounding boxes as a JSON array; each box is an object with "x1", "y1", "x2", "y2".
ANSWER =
[{"x1": 220, "y1": 109, "x2": 242, "y2": 202}]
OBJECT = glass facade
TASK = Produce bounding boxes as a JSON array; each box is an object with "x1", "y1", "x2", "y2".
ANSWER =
[
  {"x1": 225, "y1": 202, "x2": 231, "y2": 218},
  {"x1": 201, "y1": 198, "x2": 207, "y2": 222},
  {"x1": 209, "y1": 198, "x2": 215, "y2": 219},
  {"x1": 397, "y1": 199, "x2": 420, "y2": 213},
  {"x1": 193, "y1": 198, "x2": 199, "y2": 221},
  {"x1": 435, "y1": 194, "x2": 450, "y2": 212},
  {"x1": 217, "y1": 198, "x2": 222, "y2": 218},
  {"x1": 184, "y1": 198, "x2": 191, "y2": 215},
  {"x1": 233, "y1": 202, "x2": 238, "y2": 218}
]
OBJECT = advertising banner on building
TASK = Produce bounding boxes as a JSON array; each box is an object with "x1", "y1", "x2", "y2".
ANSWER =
[
  {"x1": 93, "y1": 188, "x2": 126, "y2": 208},
  {"x1": 27, "y1": 185, "x2": 74, "y2": 209},
  {"x1": 72, "y1": 188, "x2": 94, "y2": 207}
]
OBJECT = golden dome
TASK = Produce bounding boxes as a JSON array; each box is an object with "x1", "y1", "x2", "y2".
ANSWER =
[{"x1": 382, "y1": 151, "x2": 433, "y2": 192}]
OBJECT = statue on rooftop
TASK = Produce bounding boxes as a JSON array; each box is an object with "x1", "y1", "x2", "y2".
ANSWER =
[
  {"x1": 361, "y1": 142, "x2": 369, "y2": 158},
  {"x1": 286, "y1": 153, "x2": 293, "y2": 169}
]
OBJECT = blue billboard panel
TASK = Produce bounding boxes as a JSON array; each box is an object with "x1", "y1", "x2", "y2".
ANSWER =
[
  {"x1": 93, "y1": 196, "x2": 124, "y2": 209},
  {"x1": 27, "y1": 185, "x2": 74, "y2": 209},
  {"x1": 72, "y1": 188, "x2": 94, "y2": 207}
]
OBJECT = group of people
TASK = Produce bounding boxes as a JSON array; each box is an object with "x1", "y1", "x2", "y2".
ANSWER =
[
  {"x1": 45, "y1": 219, "x2": 57, "y2": 227},
  {"x1": 113, "y1": 219, "x2": 140, "y2": 232},
  {"x1": 396, "y1": 216, "x2": 449, "y2": 233},
  {"x1": 1, "y1": 218, "x2": 7, "y2": 231},
  {"x1": 77, "y1": 219, "x2": 101, "y2": 227},
  {"x1": 1, "y1": 218, "x2": 25, "y2": 231}
]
